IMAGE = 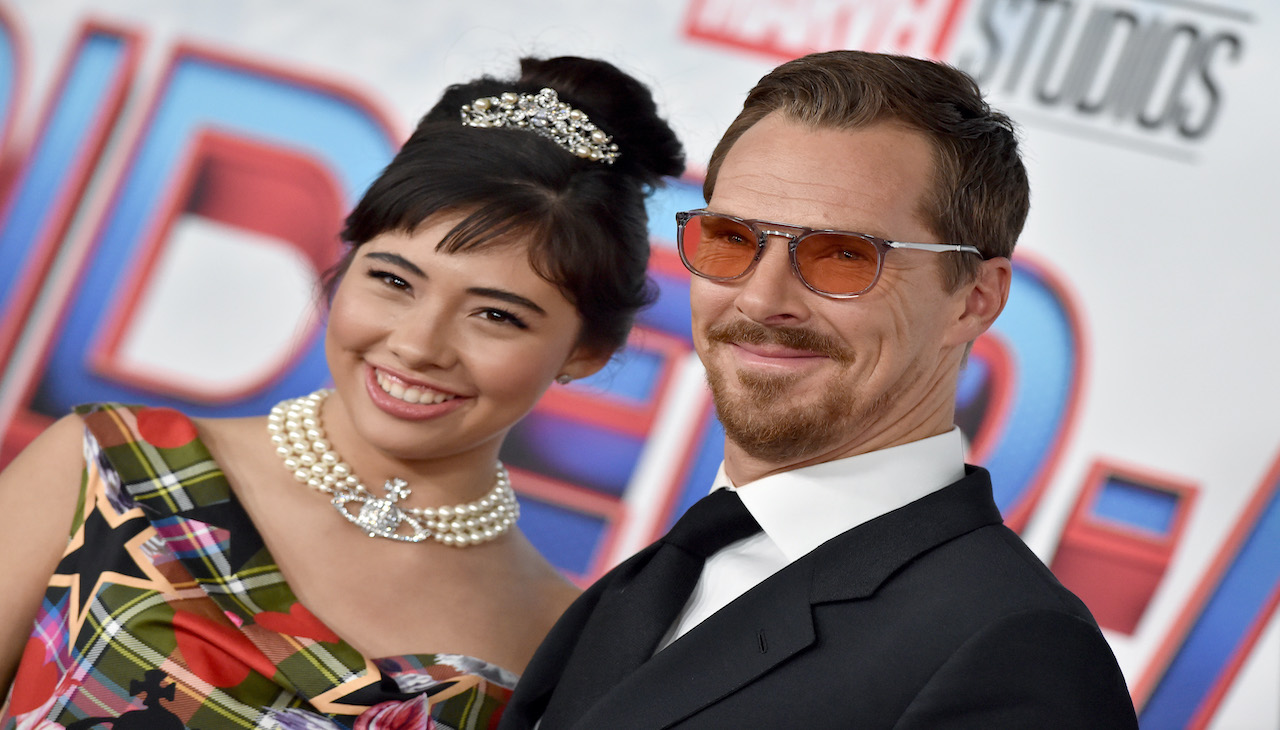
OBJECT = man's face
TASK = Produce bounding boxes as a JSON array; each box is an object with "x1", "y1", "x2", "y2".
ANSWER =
[{"x1": 692, "y1": 113, "x2": 975, "y2": 478}]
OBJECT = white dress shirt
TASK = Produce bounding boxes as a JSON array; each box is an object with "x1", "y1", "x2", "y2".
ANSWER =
[{"x1": 656, "y1": 428, "x2": 967, "y2": 651}]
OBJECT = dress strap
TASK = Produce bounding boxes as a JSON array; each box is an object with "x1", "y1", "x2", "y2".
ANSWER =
[
  {"x1": 77, "y1": 403, "x2": 269, "y2": 617},
  {"x1": 74, "y1": 403, "x2": 390, "y2": 708}
]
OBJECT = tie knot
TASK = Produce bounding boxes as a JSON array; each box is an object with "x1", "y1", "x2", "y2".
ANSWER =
[{"x1": 663, "y1": 489, "x2": 762, "y2": 558}]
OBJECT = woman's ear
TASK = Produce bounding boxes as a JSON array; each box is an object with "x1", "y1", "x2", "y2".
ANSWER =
[
  {"x1": 556, "y1": 346, "x2": 613, "y2": 384},
  {"x1": 945, "y1": 256, "x2": 1012, "y2": 347}
]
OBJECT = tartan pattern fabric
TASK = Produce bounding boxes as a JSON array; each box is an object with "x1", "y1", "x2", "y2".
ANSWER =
[{"x1": 1, "y1": 404, "x2": 515, "y2": 729}]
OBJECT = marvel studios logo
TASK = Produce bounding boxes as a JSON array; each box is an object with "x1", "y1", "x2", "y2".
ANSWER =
[{"x1": 683, "y1": 0, "x2": 1254, "y2": 162}]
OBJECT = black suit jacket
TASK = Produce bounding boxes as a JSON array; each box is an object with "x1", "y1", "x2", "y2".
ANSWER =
[{"x1": 503, "y1": 467, "x2": 1139, "y2": 729}]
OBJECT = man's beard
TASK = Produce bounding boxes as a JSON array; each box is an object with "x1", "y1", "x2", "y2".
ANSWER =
[{"x1": 702, "y1": 320, "x2": 889, "y2": 464}]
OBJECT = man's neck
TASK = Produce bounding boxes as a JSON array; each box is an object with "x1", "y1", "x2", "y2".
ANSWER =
[{"x1": 723, "y1": 416, "x2": 956, "y2": 486}]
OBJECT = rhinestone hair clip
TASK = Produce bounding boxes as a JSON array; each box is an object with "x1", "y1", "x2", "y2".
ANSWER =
[{"x1": 460, "y1": 87, "x2": 620, "y2": 164}]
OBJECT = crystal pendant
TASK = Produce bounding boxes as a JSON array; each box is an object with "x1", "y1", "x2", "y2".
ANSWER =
[{"x1": 332, "y1": 478, "x2": 429, "y2": 542}]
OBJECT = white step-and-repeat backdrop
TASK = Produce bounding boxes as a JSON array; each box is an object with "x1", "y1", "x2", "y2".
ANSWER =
[{"x1": 0, "y1": 2, "x2": 1275, "y2": 727}]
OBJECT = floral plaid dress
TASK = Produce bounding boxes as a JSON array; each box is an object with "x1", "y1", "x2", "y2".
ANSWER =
[{"x1": 1, "y1": 404, "x2": 516, "y2": 729}]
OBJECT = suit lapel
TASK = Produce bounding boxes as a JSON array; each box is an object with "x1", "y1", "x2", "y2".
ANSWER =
[
  {"x1": 572, "y1": 560, "x2": 817, "y2": 730},
  {"x1": 809, "y1": 466, "x2": 1002, "y2": 603},
  {"x1": 505, "y1": 549, "x2": 651, "y2": 727},
  {"x1": 569, "y1": 467, "x2": 1001, "y2": 729}
]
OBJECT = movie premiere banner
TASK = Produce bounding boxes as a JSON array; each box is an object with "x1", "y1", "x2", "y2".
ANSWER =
[{"x1": 0, "y1": 1, "x2": 1274, "y2": 727}]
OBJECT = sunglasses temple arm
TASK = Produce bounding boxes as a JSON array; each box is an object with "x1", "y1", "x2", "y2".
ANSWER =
[{"x1": 891, "y1": 241, "x2": 981, "y2": 255}]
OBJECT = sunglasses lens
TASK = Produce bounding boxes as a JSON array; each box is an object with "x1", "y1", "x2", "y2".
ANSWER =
[
  {"x1": 794, "y1": 233, "x2": 880, "y2": 295},
  {"x1": 680, "y1": 214, "x2": 758, "y2": 279}
]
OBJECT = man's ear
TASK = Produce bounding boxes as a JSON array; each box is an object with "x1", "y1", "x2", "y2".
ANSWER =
[{"x1": 945, "y1": 257, "x2": 1011, "y2": 347}]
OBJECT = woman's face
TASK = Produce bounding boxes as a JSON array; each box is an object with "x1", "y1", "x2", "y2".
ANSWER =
[{"x1": 324, "y1": 214, "x2": 607, "y2": 465}]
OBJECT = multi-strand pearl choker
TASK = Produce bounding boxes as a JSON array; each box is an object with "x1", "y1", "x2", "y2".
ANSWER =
[{"x1": 268, "y1": 389, "x2": 519, "y2": 546}]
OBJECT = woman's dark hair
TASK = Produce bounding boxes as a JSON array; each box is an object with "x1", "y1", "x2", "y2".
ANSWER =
[{"x1": 329, "y1": 56, "x2": 685, "y2": 356}]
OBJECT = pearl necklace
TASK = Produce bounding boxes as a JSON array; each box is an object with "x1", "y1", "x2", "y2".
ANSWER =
[{"x1": 268, "y1": 389, "x2": 519, "y2": 546}]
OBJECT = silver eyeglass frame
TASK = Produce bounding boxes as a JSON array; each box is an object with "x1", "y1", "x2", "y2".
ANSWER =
[{"x1": 675, "y1": 209, "x2": 983, "y2": 299}]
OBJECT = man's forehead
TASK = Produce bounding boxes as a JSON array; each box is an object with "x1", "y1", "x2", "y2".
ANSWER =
[
  {"x1": 709, "y1": 114, "x2": 935, "y2": 237},
  {"x1": 729, "y1": 111, "x2": 925, "y2": 156}
]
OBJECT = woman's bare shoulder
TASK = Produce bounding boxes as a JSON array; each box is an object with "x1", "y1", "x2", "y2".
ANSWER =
[
  {"x1": 0, "y1": 413, "x2": 89, "y2": 687},
  {"x1": 0, "y1": 413, "x2": 88, "y2": 505}
]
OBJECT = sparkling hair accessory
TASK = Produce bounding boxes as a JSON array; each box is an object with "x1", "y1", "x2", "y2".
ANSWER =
[{"x1": 460, "y1": 87, "x2": 620, "y2": 164}]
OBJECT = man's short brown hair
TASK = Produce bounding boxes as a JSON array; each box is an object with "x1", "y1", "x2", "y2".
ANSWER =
[{"x1": 704, "y1": 51, "x2": 1029, "y2": 291}]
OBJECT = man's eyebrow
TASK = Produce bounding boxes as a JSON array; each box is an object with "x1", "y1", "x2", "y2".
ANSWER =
[
  {"x1": 362, "y1": 251, "x2": 425, "y2": 278},
  {"x1": 467, "y1": 287, "x2": 547, "y2": 316}
]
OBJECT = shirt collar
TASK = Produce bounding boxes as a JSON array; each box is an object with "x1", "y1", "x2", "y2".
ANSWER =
[{"x1": 711, "y1": 428, "x2": 967, "y2": 562}]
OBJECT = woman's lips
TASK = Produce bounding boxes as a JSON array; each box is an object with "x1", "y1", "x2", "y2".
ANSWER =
[
  {"x1": 363, "y1": 366, "x2": 468, "y2": 421},
  {"x1": 374, "y1": 368, "x2": 458, "y2": 405}
]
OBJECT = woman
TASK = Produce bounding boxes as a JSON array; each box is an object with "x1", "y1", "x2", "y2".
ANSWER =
[{"x1": 0, "y1": 56, "x2": 683, "y2": 729}]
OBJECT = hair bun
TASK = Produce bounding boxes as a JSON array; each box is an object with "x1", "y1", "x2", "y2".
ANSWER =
[{"x1": 517, "y1": 56, "x2": 685, "y2": 186}]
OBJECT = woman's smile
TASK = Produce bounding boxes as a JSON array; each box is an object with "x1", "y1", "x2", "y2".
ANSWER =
[
  {"x1": 374, "y1": 366, "x2": 459, "y2": 406},
  {"x1": 361, "y1": 364, "x2": 469, "y2": 422}
]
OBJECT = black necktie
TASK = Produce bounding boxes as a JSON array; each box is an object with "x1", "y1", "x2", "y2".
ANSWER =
[{"x1": 539, "y1": 489, "x2": 763, "y2": 728}]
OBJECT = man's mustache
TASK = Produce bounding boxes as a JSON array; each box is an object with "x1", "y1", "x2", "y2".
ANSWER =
[{"x1": 705, "y1": 321, "x2": 853, "y2": 364}]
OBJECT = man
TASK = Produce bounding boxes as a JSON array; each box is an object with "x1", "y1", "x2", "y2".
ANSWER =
[{"x1": 502, "y1": 50, "x2": 1138, "y2": 729}]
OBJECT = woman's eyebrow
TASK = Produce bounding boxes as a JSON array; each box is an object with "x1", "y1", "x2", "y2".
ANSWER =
[
  {"x1": 361, "y1": 251, "x2": 547, "y2": 315},
  {"x1": 468, "y1": 287, "x2": 547, "y2": 316},
  {"x1": 362, "y1": 251, "x2": 425, "y2": 278}
]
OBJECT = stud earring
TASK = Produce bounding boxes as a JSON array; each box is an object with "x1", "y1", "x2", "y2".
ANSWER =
[{"x1": 555, "y1": 374, "x2": 572, "y2": 385}]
